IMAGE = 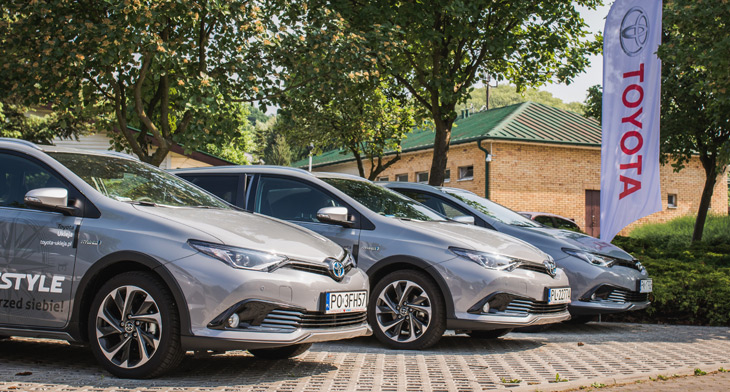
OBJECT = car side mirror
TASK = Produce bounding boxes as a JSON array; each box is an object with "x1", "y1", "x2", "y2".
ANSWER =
[
  {"x1": 452, "y1": 215, "x2": 475, "y2": 225},
  {"x1": 24, "y1": 188, "x2": 79, "y2": 216},
  {"x1": 317, "y1": 206, "x2": 353, "y2": 227}
]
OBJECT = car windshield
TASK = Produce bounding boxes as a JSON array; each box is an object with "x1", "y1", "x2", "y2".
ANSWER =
[
  {"x1": 48, "y1": 152, "x2": 230, "y2": 208},
  {"x1": 444, "y1": 189, "x2": 541, "y2": 227},
  {"x1": 321, "y1": 177, "x2": 447, "y2": 221}
]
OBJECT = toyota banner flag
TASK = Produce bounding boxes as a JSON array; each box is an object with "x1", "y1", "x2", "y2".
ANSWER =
[{"x1": 600, "y1": 0, "x2": 662, "y2": 242}]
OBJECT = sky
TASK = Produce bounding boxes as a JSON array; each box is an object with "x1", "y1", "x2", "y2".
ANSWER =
[{"x1": 542, "y1": 3, "x2": 613, "y2": 104}]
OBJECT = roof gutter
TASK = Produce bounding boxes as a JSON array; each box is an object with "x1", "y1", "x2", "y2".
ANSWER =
[{"x1": 477, "y1": 139, "x2": 491, "y2": 199}]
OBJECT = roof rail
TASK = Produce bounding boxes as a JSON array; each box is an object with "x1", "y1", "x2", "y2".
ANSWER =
[{"x1": 0, "y1": 137, "x2": 42, "y2": 150}]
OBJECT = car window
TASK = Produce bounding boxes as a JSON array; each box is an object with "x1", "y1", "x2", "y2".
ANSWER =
[
  {"x1": 49, "y1": 152, "x2": 229, "y2": 208},
  {"x1": 534, "y1": 215, "x2": 555, "y2": 227},
  {"x1": 555, "y1": 217, "x2": 581, "y2": 231},
  {"x1": 321, "y1": 178, "x2": 447, "y2": 221},
  {"x1": 396, "y1": 189, "x2": 466, "y2": 219},
  {"x1": 255, "y1": 176, "x2": 341, "y2": 222},
  {"x1": 0, "y1": 152, "x2": 68, "y2": 209},
  {"x1": 179, "y1": 175, "x2": 239, "y2": 205},
  {"x1": 444, "y1": 189, "x2": 542, "y2": 227}
]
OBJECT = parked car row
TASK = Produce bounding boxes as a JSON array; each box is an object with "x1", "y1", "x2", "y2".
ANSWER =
[{"x1": 0, "y1": 138, "x2": 652, "y2": 379}]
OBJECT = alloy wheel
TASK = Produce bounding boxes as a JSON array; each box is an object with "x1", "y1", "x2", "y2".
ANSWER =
[
  {"x1": 94, "y1": 285, "x2": 162, "y2": 369},
  {"x1": 374, "y1": 280, "x2": 432, "y2": 343}
]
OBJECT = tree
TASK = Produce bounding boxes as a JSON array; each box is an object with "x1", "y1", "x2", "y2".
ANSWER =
[
  {"x1": 0, "y1": 0, "x2": 304, "y2": 166},
  {"x1": 315, "y1": 0, "x2": 601, "y2": 185},
  {"x1": 0, "y1": 100, "x2": 89, "y2": 144},
  {"x1": 583, "y1": 85, "x2": 602, "y2": 122},
  {"x1": 658, "y1": 0, "x2": 730, "y2": 242},
  {"x1": 457, "y1": 84, "x2": 585, "y2": 114},
  {"x1": 277, "y1": 78, "x2": 417, "y2": 180}
]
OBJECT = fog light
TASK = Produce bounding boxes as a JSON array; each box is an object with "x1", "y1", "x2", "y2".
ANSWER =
[
  {"x1": 482, "y1": 303, "x2": 490, "y2": 313},
  {"x1": 227, "y1": 313, "x2": 240, "y2": 328}
]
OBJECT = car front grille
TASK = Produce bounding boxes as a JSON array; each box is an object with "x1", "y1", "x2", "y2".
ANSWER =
[
  {"x1": 518, "y1": 264, "x2": 551, "y2": 275},
  {"x1": 260, "y1": 309, "x2": 368, "y2": 331},
  {"x1": 606, "y1": 288, "x2": 649, "y2": 303},
  {"x1": 501, "y1": 298, "x2": 568, "y2": 315},
  {"x1": 283, "y1": 261, "x2": 353, "y2": 278}
]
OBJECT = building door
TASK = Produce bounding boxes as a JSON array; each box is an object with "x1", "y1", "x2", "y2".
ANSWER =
[{"x1": 585, "y1": 190, "x2": 600, "y2": 237}]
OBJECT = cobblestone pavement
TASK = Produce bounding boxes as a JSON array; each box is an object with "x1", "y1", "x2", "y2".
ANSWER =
[{"x1": 1, "y1": 322, "x2": 729, "y2": 392}]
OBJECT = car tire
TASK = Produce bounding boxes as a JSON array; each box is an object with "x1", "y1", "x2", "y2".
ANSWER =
[
  {"x1": 369, "y1": 269, "x2": 446, "y2": 350},
  {"x1": 467, "y1": 328, "x2": 513, "y2": 339},
  {"x1": 248, "y1": 343, "x2": 312, "y2": 359},
  {"x1": 88, "y1": 271, "x2": 184, "y2": 379}
]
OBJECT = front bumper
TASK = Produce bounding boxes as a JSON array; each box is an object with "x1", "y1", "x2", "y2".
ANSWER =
[
  {"x1": 430, "y1": 256, "x2": 572, "y2": 331},
  {"x1": 569, "y1": 284, "x2": 651, "y2": 315},
  {"x1": 167, "y1": 251, "x2": 371, "y2": 350},
  {"x1": 182, "y1": 323, "x2": 372, "y2": 351}
]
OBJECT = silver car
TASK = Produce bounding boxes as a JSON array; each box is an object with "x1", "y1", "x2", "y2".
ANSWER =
[
  {"x1": 381, "y1": 183, "x2": 652, "y2": 323},
  {"x1": 173, "y1": 167, "x2": 572, "y2": 349},
  {"x1": 0, "y1": 139, "x2": 370, "y2": 378}
]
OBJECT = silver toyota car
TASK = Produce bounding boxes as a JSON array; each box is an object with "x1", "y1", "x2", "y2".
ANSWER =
[
  {"x1": 382, "y1": 183, "x2": 652, "y2": 323},
  {"x1": 0, "y1": 139, "x2": 370, "y2": 378},
  {"x1": 173, "y1": 166, "x2": 572, "y2": 350}
]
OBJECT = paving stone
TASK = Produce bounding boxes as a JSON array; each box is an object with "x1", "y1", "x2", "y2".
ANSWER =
[{"x1": 1, "y1": 322, "x2": 729, "y2": 391}]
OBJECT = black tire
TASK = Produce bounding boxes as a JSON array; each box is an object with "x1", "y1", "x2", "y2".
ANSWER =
[
  {"x1": 369, "y1": 269, "x2": 446, "y2": 350},
  {"x1": 87, "y1": 271, "x2": 184, "y2": 379},
  {"x1": 248, "y1": 343, "x2": 312, "y2": 359},
  {"x1": 467, "y1": 328, "x2": 513, "y2": 339},
  {"x1": 565, "y1": 315, "x2": 595, "y2": 324}
]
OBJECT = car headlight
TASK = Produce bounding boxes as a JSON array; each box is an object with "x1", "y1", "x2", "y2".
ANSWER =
[
  {"x1": 562, "y1": 248, "x2": 616, "y2": 267},
  {"x1": 449, "y1": 247, "x2": 520, "y2": 271},
  {"x1": 189, "y1": 240, "x2": 288, "y2": 271}
]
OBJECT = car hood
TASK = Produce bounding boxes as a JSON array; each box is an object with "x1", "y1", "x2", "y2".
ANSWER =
[
  {"x1": 134, "y1": 206, "x2": 344, "y2": 263},
  {"x1": 524, "y1": 226, "x2": 633, "y2": 260},
  {"x1": 397, "y1": 219, "x2": 549, "y2": 264}
]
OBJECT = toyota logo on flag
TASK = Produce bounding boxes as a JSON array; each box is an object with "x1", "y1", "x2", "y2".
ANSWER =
[{"x1": 620, "y1": 7, "x2": 649, "y2": 57}]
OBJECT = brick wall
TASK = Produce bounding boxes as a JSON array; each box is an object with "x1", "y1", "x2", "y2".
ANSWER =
[{"x1": 314, "y1": 141, "x2": 729, "y2": 235}]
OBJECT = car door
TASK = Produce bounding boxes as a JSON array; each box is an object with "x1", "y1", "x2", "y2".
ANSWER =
[
  {"x1": 0, "y1": 151, "x2": 79, "y2": 328},
  {"x1": 251, "y1": 175, "x2": 362, "y2": 258}
]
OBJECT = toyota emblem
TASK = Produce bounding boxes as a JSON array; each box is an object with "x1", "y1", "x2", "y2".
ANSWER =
[
  {"x1": 620, "y1": 7, "x2": 649, "y2": 57},
  {"x1": 326, "y1": 258, "x2": 346, "y2": 281}
]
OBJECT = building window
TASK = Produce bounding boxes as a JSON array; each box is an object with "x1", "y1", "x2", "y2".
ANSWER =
[
  {"x1": 458, "y1": 165, "x2": 474, "y2": 181},
  {"x1": 416, "y1": 172, "x2": 429, "y2": 183},
  {"x1": 377, "y1": 176, "x2": 389, "y2": 182},
  {"x1": 444, "y1": 169, "x2": 451, "y2": 183},
  {"x1": 668, "y1": 194, "x2": 677, "y2": 208},
  {"x1": 395, "y1": 173, "x2": 409, "y2": 182}
]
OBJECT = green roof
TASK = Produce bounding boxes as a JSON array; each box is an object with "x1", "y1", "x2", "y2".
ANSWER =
[{"x1": 294, "y1": 101, "x2": 601, "y2": 168}]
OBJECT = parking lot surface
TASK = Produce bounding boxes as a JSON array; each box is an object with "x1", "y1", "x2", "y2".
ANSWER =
[{"x1": 1, "y1": 322, "x2": 729, "y2": 392}]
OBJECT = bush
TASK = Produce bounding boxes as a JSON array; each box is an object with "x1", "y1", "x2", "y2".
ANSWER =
[{"x1": 609, "y1": 215, "x2": 730, "y2": 326}]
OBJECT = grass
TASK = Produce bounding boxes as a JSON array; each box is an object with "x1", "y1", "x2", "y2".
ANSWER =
[{"x1": 629, "y1": 214, "x2": 730, "y2": 247}]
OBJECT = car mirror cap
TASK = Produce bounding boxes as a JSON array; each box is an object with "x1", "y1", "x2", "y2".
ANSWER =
[
  {"x1": 24, "y1": 187, "x2": 79, "y2": 216},
  {"x1": 317, "y1": 206, "x2": 353, "y2": 227}
]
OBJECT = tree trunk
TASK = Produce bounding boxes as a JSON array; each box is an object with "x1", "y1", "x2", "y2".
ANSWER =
[
  {"x1": 428, "y1": 116, "x2": 453, "y2": 186},
  {"x1": 692, "y1": 158, "x2": 718, "y2": 243}
]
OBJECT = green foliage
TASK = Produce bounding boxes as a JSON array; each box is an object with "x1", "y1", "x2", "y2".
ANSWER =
[
  {"x1": 457, "y1": 85, "x2": 585, "y2": 114},
  {"x1": 610, "y1": 215, "x2": 730, "y2": 326},
  {"x1": 0, "y1": 100, "x2": 89, "y2": 144},
  {"x1": 277, "y1": 77, "x2": 417, "y2": 179},
  {"x1": 658, "y1": 0, "x2": 730, "y2": 242},
  {"x1": 0, "y1": 0, "x2": 305, "y2": 166},
  {"x1": 694, "y1": 369, "x2": 707, "y2": 376},
  {"x1": 304, "y1": 0, "x2": 602, "y2": 185},
  {"x1": 583, "y1": 85, "x2": 602, "y2": 122}
]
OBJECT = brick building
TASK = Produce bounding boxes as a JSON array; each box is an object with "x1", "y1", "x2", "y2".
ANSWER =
[{"x1": 295, "y1": 102, "x2": 728, "y2": 236}]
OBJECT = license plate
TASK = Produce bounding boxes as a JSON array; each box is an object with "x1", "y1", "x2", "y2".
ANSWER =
[
  {"x1": 325, "y1": 290, "x2": 367, "y2": 314},
  {"x1": 547, "y1": 287, "x2": 571, "y2": 305},
  {"x1": 639, "y1": 279, "x2": 653, "y2": 293}
]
